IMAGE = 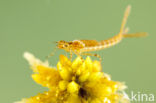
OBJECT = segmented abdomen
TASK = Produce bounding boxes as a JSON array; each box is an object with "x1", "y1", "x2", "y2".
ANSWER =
[{"x1": 80, "y1": 34, "x2": 123, "y2": 52}]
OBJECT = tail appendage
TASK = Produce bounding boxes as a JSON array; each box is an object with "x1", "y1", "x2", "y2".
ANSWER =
[
  {"x1": 100, "y1": 5, "x2": 147, "y2": 50},
  {"x1": 120, "y1": 5, "x2": 131, "y2": 35},
  {"x1": 123, "y1": 32, "x2": 148, "y2": 38},
  {"x1": 119, "y1": 5, "x2": 148, "y2": 38}
]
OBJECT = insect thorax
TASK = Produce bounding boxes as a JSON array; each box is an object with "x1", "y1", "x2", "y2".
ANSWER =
[{"x1": 71, "y1": 40, "x2": 85, "y2": 50}]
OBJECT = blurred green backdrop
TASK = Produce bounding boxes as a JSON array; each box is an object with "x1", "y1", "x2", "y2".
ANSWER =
[{"x1": 0, "y1": 0, "x2": 155, "y2": 103}]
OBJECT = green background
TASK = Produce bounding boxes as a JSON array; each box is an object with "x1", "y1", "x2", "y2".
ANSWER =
[{"x1": 0, "y1": 0, "x2": 155, "y2": 103}]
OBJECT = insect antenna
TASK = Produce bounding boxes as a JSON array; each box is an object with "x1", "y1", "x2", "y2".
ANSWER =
[
  {"x1": 46, "y1": 42, "x2": 58, "y2": 59},
  {"x1": 46, "y1": 47, "x2": 57, "y2": 59}
]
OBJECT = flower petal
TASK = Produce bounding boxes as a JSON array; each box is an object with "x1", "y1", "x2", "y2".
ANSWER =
[
  {"x1": 67, "y1": 81, "x2": 80, "y2": 93},
  {"x1": 24, "y1": 52, "x2": 49, "y2": 72},
  {"x1": 32, "y1": 65, "x2": 61, "y2": 88}
]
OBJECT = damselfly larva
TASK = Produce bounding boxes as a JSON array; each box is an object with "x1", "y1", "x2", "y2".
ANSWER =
[{"x1": 49, "y1": 5, "x2": 147, "y2": 60}]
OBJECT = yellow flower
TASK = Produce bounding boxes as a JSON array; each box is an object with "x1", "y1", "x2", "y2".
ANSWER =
[{"x1": 15, "y1": 52, "x2": 129, "y2": 103}]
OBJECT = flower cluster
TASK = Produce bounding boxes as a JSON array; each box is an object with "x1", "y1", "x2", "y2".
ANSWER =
[{"x1": 15, "y1": 52, "x2": 129, "y2": 103}]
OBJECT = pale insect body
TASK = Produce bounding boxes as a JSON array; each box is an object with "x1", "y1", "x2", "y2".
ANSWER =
[{"x1": 49, "y1": 5, "x2": 147, "y2": 60}]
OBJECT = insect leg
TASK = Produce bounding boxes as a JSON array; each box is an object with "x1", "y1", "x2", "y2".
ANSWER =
[
  {"x1": 73, "y1": 51, "x2": 84, "y2": 62},
  {"x1": 69, "y1": 51, "x2": 73, "y2": 60},
  {"x1": 81, "y1": 53, "x2": 102, "y2": 62}
]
